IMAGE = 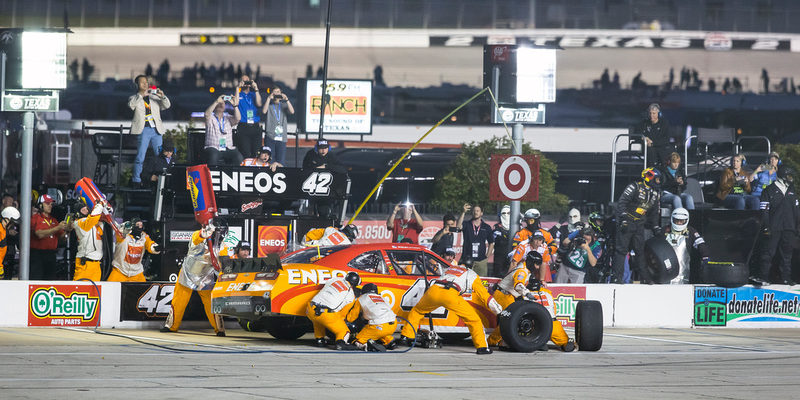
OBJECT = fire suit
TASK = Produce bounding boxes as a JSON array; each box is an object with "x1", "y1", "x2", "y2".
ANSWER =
[
  {"x1": 306, "y1": 276, "x2": 357, "y2": 341},
  {"x1": 399, "y1": 265, "x2": 502, "y2": 349},
  {"x1": 108, "y1": 227, "x2": 158, "y2": 282},
  {"x1": 529, "y1": 286, "x2": 570, "y2": 348},
  {"x1": 662, "y1": 226, "x2": 710, "y2": 284},
  {"x1": 758, "y1": 179, "x2": 800, "y2": 283},
  {"x1": 612, "y1": 180, "x2": 660, "y2": 283},
  {"x1": 72, "y1": 206, "x2": 105, "y2": 282},
  {"x1": 162, "y1": 230, "x2": 225, "y2": 335},
  {"x1": 346, "y1": 291, "x2": 397, "y2": 346},
  {"x1": 512, "y1": 226, "x2": 558, "y2": 255},
  {"x1": 487, "y1": 266, "x2": 531, "y2": 346},
  {"x1": 510, "y1": 240, "x2": 553, "y2": 281},
  {"x1": 303, "y1": 227, "x2": 351, "y2": 247}
]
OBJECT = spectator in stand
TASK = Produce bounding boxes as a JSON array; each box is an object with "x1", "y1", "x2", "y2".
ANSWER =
[
  {"x1": 241, "y1": 146, "x2": 283, "y2": 171},
  {"x1": 204, "y1": 95, "x2": 243, "y2": 166},
  {"x1": 303, "y1": 140, "x2": 345, "y2": 219},
  {"x1": 128, "y1": 75, "x2": 171, "y2": 187},
  {"x1": 459, "y1": 203, "x2": 494, "y2": 277},
  {"x1": 30, "y1": 195, "x2": 69, "y2": 280},
  {"x1": 262, "y1": 86, "x2": 294, "y2": 165},
  {"x1": 142, "y1": 138, "x2": 175, "y2": 187},
  {"x1": 716, "y1": 154, "x2": 758, "y2": 210},
  {"x1": 491, "y1": 205, "x2": 512, "y2": 276},
  {"x1": 234, "y1": 75, "x2": 262, "y2": 158},
  {"x1": 387, "y1": 202, "x2": 424, "y2": 244},
  {"x1": 750, "y1": 152, "x2": 781, "y2": 198},
  {"x1": 430, "y1": 213, "x2": 458, "y2": 257},
  {"x1": 556, "y1": 227, "x2": 601, "y2": 284},
  {"x1": 659, "y1": 152, "x2": 694, "y2": 210},
  {"x1": 637, "y1": 103, "x2": 673, "y2": 167}
]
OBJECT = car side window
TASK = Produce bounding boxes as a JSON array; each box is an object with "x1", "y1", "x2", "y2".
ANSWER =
[
  {"x1": 424, "y1": 253, "x2": 447, "y2": 277},
  {"x1": 347, "y1": 251, "x2": 387, "y2": 274},
  {"x1": 386, "y1": 250, "x2": 425, "y2": 275}
]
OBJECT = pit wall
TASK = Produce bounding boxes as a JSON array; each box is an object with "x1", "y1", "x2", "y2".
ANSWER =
[{"x1": 2, "y1": 281, "x2": 799, "y2": 329}]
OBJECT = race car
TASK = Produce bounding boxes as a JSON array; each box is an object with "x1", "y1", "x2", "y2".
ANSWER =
[{"x1": 210, "y1": 243, "x2": 603, "y2": 351}]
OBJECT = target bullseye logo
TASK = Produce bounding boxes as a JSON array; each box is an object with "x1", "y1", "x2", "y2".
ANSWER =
[{"x1": 498, "y1": 156, "x2": 531, "y2": 199}]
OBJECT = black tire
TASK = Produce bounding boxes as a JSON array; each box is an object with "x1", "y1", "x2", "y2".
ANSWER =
[
  {"x1": 644, "y1": 236, "x2": 680, "y2": 283},
  {"x1": 439, "y1": 333, "x2": 470, "y2": 344},
  {"x1": 498, "y1": 300, "x2": 553, "y2": 353},
  {"x1": 702, "y1": 261, "x2": 748, "y2": 288},
  {"x1": 575, "y1": 300, "x2": 603, "y2": 351},
  {"x1": 263, "y1": 316, "x2": 313, "y2": 340},
  {"x1": 238, "y1": 318, "x2": 268, "y2": 332}
]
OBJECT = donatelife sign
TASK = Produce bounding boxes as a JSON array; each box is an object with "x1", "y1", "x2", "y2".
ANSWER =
[
  {"x1": 28, "y1": 284, "x2": 101, "y2": 326},
  {"x1": 694, "y1": 286, "x2": 800, "y2": 327}
]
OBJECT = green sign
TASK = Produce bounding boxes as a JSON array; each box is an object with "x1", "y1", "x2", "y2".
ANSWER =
[{"x1": 2, "y1": 90, "x2": 59, "y2": 112}]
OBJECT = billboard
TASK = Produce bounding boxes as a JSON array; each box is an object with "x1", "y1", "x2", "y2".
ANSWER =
[
  {"x1": 299, "y1": 79, "x2": 372, "y2": 135},
  {"x1": 28, "y1": 284, "x2": 101, "y2": 327},
  {"x1": 694, "y1": 286, "x2": 800, "y2": 327}
]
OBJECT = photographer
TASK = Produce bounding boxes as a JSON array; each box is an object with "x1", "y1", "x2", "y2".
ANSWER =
[
  {"x1": 556, "y1": 227, "x2": 601, "y2": 284},
  {"x1": 234, "y1": 75, "x2": 262, "y2": 158},
  {"x1": 128, "y1": 75, "x2": 170, "y2": 187},
  {"x1": 262, "y1": 86, "x2": 294, "y2": 165},
  {"x1": 430, "y1": 214, "x2": 459, "y2": 257},
  {"x1": 204, "y1": 95, "x2": 243, "y2": 166}
]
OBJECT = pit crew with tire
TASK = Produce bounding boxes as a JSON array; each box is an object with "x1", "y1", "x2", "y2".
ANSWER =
[
  {"x1": 399, "y1": 263, "x2": 502, "y2": 354},
  {"x1": 345, "y1": 283, "x2": 398, "y2": 351},
  {"x1": 487, "y1": 251, "x2": 538, "y2": 347},
  {"x1": 306, "y1": 271, "x2": 361, "y2": 350},
  {"x1": 161, "y1": 219, "x2": 225, "y2": 336},
  {"x1": 612, "y1": 168, "x2": 662, "y2": 283}
]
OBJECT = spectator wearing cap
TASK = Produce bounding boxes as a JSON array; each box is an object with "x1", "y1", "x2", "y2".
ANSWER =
[
  {"x1": 231, "y1": 241, "x2": 251, "y2": 259},
  {"x1": 430, "y1": 213, "x2": 458, "y2": 257},
  {"x1": 142, "y1": 138, "x2": 176, "y2": 187},
  {"x1": 262, "y1": 85, "x2": 294, "y2": 165},
  {"x1": 30, "y1": 195, "x2": 69, "y2": 280},
  {"x1": 750, "y1": 151, "x2": 781, "y2": 198},
  {"x1": 241, "y1": 146, "x2": 283, "y2": 172},
  {"x1": 302, "y1": 140, "x2": 345, "y2": 173},
  {"x1": 204, "y1": 95, "x2": 244, "y2": 167}
]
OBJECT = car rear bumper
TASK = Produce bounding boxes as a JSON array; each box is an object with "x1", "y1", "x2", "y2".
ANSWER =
[{"x1": 211, "y1": 295, "x2": 271, "y2": 319}]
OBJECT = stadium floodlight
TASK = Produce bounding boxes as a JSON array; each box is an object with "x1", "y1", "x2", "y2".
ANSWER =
[
  {"x1": 515, "y1": 47, "x2": 557, "y2": 104},
  {"x1": 21, "y1": 31, "x2": 67, "y2": 90}
]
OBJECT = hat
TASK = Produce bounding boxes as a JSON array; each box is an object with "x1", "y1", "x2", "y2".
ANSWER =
[
  {"x1": 316, "y1": 139, "x2": 329, "y2": 149},
  {"x1": 161, "y1": 138, "x2": 175, "y2": 153},
  {"x1": 38, "y1": 194, "x2": 55, "y2": 204},
  {"x1": 444, "y1": 248, "x2": 456, "y2": 256},
  {"x1": 258, "y1": 146, "x2": 272, "y2": 155},
  {"x1": 769, "y1": 151, "x2": 780, "y2": 160},
  {"x1": 531, "y1": 230, "x2": 545, "y2": 240},
  {"x1": 236, "y1": 240, "x2": 252, "y2": 250}
]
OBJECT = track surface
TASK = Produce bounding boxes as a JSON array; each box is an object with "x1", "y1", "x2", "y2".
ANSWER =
[{"x1": 1, "y1": 327, "x2": 798, "y2": 399}]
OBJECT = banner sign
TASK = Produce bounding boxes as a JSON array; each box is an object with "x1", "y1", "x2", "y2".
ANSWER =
[
  {"x1": 694, "y1": 286, "x2": 800, "y2": 327},
  {"x1": 300, "y1": 79, "x2": 373, "y2": 135},
  {"x1": 2, "y1": 90, "x2": 59, "y2": 112},
  {"x1": 258, "y1": 225, "x2": 289, "y2": 256},
  {"x1": 28, "y1": 284, "x2": 101, "y2": 327},
  {"x1": 551, "y1": 286, "x2": 587, "y2": 328},
  {"x1": 431, "y1": 34, "x2": 790, "y2": 51},
  {"x1": 120, "y1": 282, "x2": 211, "y2": 321},
  {"x1": 490, "y1": 154, "x2": 540, "y2": 202},
  {"x1": 180, "y1": 34, "x2": 291, "y2": 46}
]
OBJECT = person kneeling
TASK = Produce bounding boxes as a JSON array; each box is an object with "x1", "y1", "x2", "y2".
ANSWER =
[{"x1": 345, "y1": 283, "x2": 398, "y2": 351}]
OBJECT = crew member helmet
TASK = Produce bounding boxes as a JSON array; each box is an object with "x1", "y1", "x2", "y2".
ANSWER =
[
  {"x1": 345, "y1": 271, "x2": 361, "y2": 288},
  {"x1": 361, "y1": 283, "x2": 378, "y2": 295},
  {"x1": 670, "y1": 207, "x2": 690, "y2": 233},
  {"x1": 1, "y1": 207, "x2": 20, "y2": 221},
  {"x1": 341, "y1": 224, "x2": 359, "y2": 241},
  {"x1": 641, "y1": 168, "x2": 662, "y2": 189},
  {"x1": 523, "y1": 208, "x2": 540, "y2": 221}
]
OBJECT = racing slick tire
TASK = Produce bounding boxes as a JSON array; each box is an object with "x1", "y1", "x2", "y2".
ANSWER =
[
  {"x1": 263, "y1": 316, "x2": 313, "y2": 340},
  {"x1": 238, "y1": 318, "x2": 268, "y2": 332},
  {"x1": 644, "y1": 236, "x2": 680, "y2": 284},
  {"x1": 702, "y1": 261, "x2": 748, "y2": 288},
  {"x1": 575, "y1": 300, "x2": 603, "y2": 351},
  {"x1": 498, "y1": 300, "x2": 553, "y2": 353}
]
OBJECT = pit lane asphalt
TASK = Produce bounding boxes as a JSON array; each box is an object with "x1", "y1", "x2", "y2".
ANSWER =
[{"x1": 1, "y1": 327, "x2": 798, "y2": 399}]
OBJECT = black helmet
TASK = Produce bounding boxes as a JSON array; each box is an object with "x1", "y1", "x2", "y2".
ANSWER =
[
  {"x1": 525, "y1": 251, "x2": 543, "y2": 272},
  {"x1": 345, "y1": 271, "x2": 361, "y2": 288},
  {"x1": 361, "y1": 283, "x2": 378, "y2": 295},
  {"x1": 778, "y1": 165, "x2": 794, "y2": 183},
  {"x1": 526, "y1": 278, "x2": 543, "y2": 292},
  {"x1": 341, "y1": 224, "x2": 358, "y2": 241}
]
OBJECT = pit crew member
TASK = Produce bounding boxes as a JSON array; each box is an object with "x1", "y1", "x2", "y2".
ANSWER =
[
  {"x1": 345, "y1": 283, "x2": 398, "y2": 351},
  {"x1": 660, "y1": 207, "x2": 710, "y2": 284},
  {"x1": 306, "y1": 271, "x2": 362, "y2": 350},
  {"x1": 0, "y1": 207, "x2": 20, "y2": 279},
  {"x1": 754, "y1": 165, "x2": 800, "y2": 286},
  {"x1": 109, "y1": 218, "x2": 160, "y2": 282},
  {"x1": 302, "y1": 224, "x2": 358, "y2": 247},
  {"x1": 510, "y1": 230, "x2": 552, "y2": 282},
  {"x1": 230, "y1": 240, "x2": 252, "y2": 259},
  {"x1": 487, "y1": 251, "x2": 539, "y2": 347},
  {"x1": 612, "y1": 168, "x2": 661, "y2": 283},
  {"x1": 72, "y1": 201, "x2": 106, "y2": 282},
  {"x1": 512, "y1": 208, "x2": 557, "y2": 265},
  {"x1": 241, "y1": 145, "x2": 283, "y2": 171},
  {"x1": 527, "y1": 274, "x2": 575, "y2": 352}
]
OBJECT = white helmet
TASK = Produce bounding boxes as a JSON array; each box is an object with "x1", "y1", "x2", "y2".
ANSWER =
[
  {"x1": 1, "y1": 207, "x2": 20, "y2": 221},
  {"x1": 567, "y1": 208, "x2": 581, "y2": 225},
  {"x1": 523, "y1": 208, "x2": 540, "y2": 220},
  {"x1": 671, "y1": 207, "x2": 689, "y2": 233}
]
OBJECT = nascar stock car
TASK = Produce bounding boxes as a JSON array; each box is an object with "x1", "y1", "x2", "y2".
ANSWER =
[{"x1": 210, "y1": 243, "x2": 603, "y2": 352}]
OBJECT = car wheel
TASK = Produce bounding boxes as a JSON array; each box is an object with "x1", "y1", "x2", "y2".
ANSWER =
[
  {"x1": 498, "y1": 301, "x2": 553, "y2": 353},
  {"x1": 575, "y1": 300, "x2": 603, "y2": 351},
  {"x1": 238, "y1": 318, "x2": 267, "y2": 332},
  {"x1": 438, "y1": 333, "x2": 470, "y2": 344},
  {"x1": 645, "y1": 236, "x2": 680, "y2": 283},
  {"x1": 702, "y1": 261, "x2": 748, "y2": 288},
  {"x1": 264, "y1": 316, "x2": 312, "y2": 341}
]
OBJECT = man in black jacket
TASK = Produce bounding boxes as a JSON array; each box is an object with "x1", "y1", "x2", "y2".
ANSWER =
[
  {"x1": 753, "y1": 165, "x2": 799, "y2": 286},
  {"x1": 612, "y1": 168, "x2": 662, "y2": 283},
  {"x1": 142, "y1": 138, "x2": 175, "y2": 187},
  {"x1": 302, "y1": 139, "x2": 345, "y2": 173},
  {"x1": 637, "y1": 103, "x2": 673, "y2": 167}
]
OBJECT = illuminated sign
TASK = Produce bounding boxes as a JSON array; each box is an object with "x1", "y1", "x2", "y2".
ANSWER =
[{"x1": 301, "y1": 79, "x2": 373, "y2": 135}]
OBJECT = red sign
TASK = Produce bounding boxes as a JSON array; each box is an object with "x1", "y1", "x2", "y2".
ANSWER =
[
  {"x1": 551, "y1": 286, "x2": 587, "y2": 328},
  {"x1": 489, "y1": 45, "x2": 510, "y2": 63},
  {"x1": 28, "y1": 284, "x2": 101, "y2": 327},
  {"x1": 257, "y1": 225, "x2": 288, "y2": 256},
  {"x1": 490, "y1": 154, "x2": 539, "y2": 201}
]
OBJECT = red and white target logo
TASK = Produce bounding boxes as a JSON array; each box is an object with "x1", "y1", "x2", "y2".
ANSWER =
[{"x1": 490, "y1": 154, "x2": 539, "y2": 201}]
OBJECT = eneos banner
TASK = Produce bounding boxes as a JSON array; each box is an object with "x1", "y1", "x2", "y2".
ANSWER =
[
  {"x1": 258, "y1": 225, "x2": 288, "y2": 256},
  {"x1": 28, "y1": 284, "x2": 101, "y2": 327}
]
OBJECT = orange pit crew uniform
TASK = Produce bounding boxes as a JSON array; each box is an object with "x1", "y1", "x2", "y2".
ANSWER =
[
  {"x1": 72, "y1": 205, "x2": 105, "y2": 282},
  {"x1": 302, "y1": 227, "x2": 351, "y2": 247},
  {"x1": 400, "y1": 265, "x2": 502, "y2": 349},
  {"x1": 510, "y1": 240, "x2": 553, "y2": 282},
  {"x1": 531, "y1": 286, "x2": 570, "y2": 348},
  {"x1": 107, "y1": 225, "x2": 158, "y2": 282},
  {"x1": 162, "y1": 230, "x2": 225, "y2": 335},
  {"x1": 487, "y1": 265, "x2": 531, "y2": 346},
  {"x1": 346, "y1": 291, "x2": 397, "y2": 347},
  {"x1": 306, "y1": 277, "x2": 357, "y2": 341},
  {"x1": 0, "y1": 223, "x2": 7, "y2": 278}
]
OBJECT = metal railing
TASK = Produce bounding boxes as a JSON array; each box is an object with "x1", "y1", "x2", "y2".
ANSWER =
[{"x1": 610, "y1": 133, "x2": 646, "y2": 203}]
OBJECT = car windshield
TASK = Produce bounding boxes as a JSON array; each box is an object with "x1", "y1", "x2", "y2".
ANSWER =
[{"x1": 282, "y1": 245, "x2": 350, "y2": 264}]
